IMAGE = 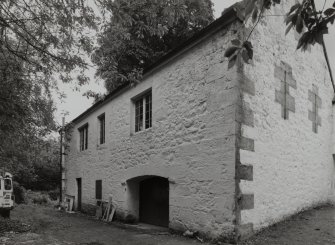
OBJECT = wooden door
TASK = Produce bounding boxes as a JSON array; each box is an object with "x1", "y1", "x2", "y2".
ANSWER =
[
  {"x1": 139, "y1": 177, "x2": 169, "y2": 227},
  {"x1": 76, "y1": 178, "x2": 82, "y2": 211}
]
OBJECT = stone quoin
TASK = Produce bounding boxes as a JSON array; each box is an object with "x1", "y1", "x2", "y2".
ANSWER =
[{"x1": 63, "y1": 1, "x2": 335, "y2": 243}]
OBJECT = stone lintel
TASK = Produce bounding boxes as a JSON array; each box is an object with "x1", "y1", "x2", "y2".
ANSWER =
[
  {"x1": 236, "y1": 103, "x2": 254, "y2": 127},
  {"x1": 239, "y1": 194, "x2": 254, "y2": 210},
  {"x1": 240, "y1": 137, "x2": 254, "y2": 152},
  {"x1": 237, "y1": 164, "x2": 253, "y2": 181}
]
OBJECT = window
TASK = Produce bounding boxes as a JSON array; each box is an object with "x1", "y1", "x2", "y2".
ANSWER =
[
  {"x1": 134, "y1": 91, "x2": 152, "y2": 132},
  {"x1": 4, "y1": 179, "x2": 11, "y2": 190},
  {"x1": 98, "y1": 113, "x2": 105, "y2": 144},
  {"x1": 95, "y1": 180, "x2": 102, "y2": 200},
  {"x1": 79, "y1": 124, "x2": 88, "y2": 151}
]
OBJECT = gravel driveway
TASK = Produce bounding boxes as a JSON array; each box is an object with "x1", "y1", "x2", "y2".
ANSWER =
[{"x1": 0, "y1": 204, "x2": 334, "y2": 245}]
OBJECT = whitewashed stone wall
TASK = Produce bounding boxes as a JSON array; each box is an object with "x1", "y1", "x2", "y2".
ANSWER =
[
  {"x1": 239, "y1": 0, "x2": 335, "y2": 231},
  {"x1": 65, "y1": 22, "x2": 242, "y2": 240}
]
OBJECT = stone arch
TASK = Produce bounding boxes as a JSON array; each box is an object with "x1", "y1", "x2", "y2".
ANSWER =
[{"x1": 125, "y1": 175, "x2": 169, "y2": 227}]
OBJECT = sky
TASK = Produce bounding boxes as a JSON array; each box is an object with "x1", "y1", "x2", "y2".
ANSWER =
[{"x1": 54, "y1": 0, "x2": 335, "y2": 124}]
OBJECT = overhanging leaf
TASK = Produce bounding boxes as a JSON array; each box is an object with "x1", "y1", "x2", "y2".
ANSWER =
[
  {"x1": 285, "y1": 22, "x2": 293, "y2": 35},
  {"x1": 228, "y1": 54, "x2": 237, "y2": 69},
  {"x1": 224, "y1": 46, "x2": 239, "y2": 58},
  {"x1": 243, "y1": 41, "x2": 253, "y2": 60},
  {"x1": 324, "y1": 8, "x2": 335, "y2": 16},
  {"x1": 296, "y1": 14, "x2": 304, "y2": 33},
  {"x1": 231, "y1": 39, "x2": 241, "y2": 46},
  {"x1": 287, "y1": 3, "x2": 301, "y2": 16},
  {"x1": 241, "y1": 49, "x2": 250, "y2": 63},
  {"x1": 252, "y1": 7, "x2": 258, "y2": 23}
]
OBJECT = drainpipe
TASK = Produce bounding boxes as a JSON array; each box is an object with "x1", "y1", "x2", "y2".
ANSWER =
[{"x1": 59, "y1": 117, "x2": 65, "y2": 203}]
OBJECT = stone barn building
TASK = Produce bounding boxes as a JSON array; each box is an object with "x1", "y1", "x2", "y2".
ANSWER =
[{"x1": 63, "y1": 1, "x2": 335, "y2": 242}]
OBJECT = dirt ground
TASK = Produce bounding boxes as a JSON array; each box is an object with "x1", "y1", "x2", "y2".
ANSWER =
[{"x1": 0, "y1": 204, "x2": 334, "y2": 245}]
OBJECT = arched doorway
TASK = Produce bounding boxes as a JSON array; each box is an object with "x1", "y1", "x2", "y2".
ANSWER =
[{"x1": 139, "y1": 176, "x2": 169, "y2": 227}]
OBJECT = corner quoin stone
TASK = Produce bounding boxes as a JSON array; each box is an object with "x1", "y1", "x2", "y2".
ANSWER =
[
  {"x1": 239, "y1": 194, "x2": 254, "y2": 210},
  {"x1": 240, "y1": 137, "x2": 254, "y2": 152},
  {"x1": 237, "y1": 164, "x2": 253, "y2": 181},
  {"x1": 236, "y1": 223, "x2": 254, "y2": 241},
  {"x1": 238, "y1": 73, "x2": 256, "y2": 96}
]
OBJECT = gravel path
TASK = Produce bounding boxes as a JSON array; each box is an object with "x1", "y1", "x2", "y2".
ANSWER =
[{"x1": 0, "y1": 204, "x2": 334, "y2": 244}]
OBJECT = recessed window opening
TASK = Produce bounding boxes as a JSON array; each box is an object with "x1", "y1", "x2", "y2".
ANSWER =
[
  {"x1": 79, "y1": 123, "x2": 88, "y2": 151},
  {"x1": 134, "y1": 91, "x2": 152, "y2": 133},
  {"x1": 98, "y1": 113, "x2": 105, "y2": 144}
]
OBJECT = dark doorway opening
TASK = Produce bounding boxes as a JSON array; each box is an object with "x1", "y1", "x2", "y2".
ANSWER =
[
  {"x1": 76, "y1": 178, "x2": 82, "y2": 211},
  {"x1": 139, "y1": 177, "x2": 169, "y2": 227}
]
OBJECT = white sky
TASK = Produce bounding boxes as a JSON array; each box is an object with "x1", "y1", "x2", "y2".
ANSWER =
[{"x1": 54, "y1": 0, "x2": 335, "y2": 124}]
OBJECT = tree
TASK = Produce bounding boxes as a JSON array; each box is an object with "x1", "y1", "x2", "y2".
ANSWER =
[
  {"x1": 92, "y1": 0, "x2": 214, "y2": 93},
  {"x1": 224, "y1": 0, "x2": 335, "y2": 77},
  {"x1": 0, "y1": 0, "x2": 98, "y2": 87},
  {"x1": 0, "y1": 51, "x2": 58, "y2": 186},
  {"x1": 0, "y1": 1, "x2": 101, "y2": 186}
]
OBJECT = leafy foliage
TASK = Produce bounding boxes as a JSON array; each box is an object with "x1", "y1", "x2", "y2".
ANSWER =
[
  {"x1": 0, "y1": 54, "x2": 60, "y2": 190},
  {"x1": 93, "y1": 0, "x2": 214, "y2": 93},
  {"x1": 0, "y1": 0, "x2": 98, "y2": 85},
  {"x1": 286, "y1": 0, "x2": 335, "y2": 50},
  {"x1": 225, "y1": 0, "x2": 335, "y2": 68},
  {"x1": 234, "y1": 0, "x2": 281, "y2": 23},
  {"x1": 0, "y1": 1, "x2": 100, "y2": 190},
  {"x1": 224, "y1": 39, "x2": 253, "y2": 68}
]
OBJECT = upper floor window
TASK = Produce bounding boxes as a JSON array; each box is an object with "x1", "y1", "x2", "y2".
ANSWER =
[
  {"x1": 79, "y1": 123, "x2": 88, "y2": 151},
  {"x1": 98, "y1": 113, "x2": 105, "y2": 144},
  {"x1": 134, "y1": 91, "x2": 152, "y2": 133}
]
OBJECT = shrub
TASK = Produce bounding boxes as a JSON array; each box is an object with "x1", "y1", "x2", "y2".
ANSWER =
[
  {"x1": 13, "y1": 181, "x2": 27, "y2": 204},
  {"x1": 31, "y1": 193, "x2": 49, "y2": 205},
  {"x1": 48, "y1": 189, "x2": 59, "y2": 201}
]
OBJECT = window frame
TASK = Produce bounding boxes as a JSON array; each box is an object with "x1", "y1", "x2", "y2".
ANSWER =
[
  {"x1": 4, "y1": 179, "x2": 11, "y2": 191},
  {"x1": 98, "y1": 113, "x2": 105, "y2": 145},
  {"x1": 78, "y1": 123, "x2": 88, "y2": 151},
  {"x1": 133, "y1": 90, "x2": 152, "y2": 133}
]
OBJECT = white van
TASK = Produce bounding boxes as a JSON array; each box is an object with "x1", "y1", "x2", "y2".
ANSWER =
[{"x1": 0, "y1": 172, "x2": 14, "y2": 218}]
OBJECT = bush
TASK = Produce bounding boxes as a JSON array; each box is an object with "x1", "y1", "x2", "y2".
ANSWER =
[
  {"x1": 32, "y1": 194, "x2": 49, "y2": 205},
  {"x1": 48, "y1": 189, "x2": 59, "y2": 201},
  {"x1": 13, "y1": 181, "x2": 27, "y2": 204}
]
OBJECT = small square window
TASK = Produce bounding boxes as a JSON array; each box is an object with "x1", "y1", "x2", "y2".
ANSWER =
[
  {"x1": 98, "y1": 113, "x2": 105, "y2": 144},
  {"x1": 78, "y1": 124, "x2": 88, "y2": 151},
  {"x1": 134, "y1": 91, "x2": 152, "y2": 133}
]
